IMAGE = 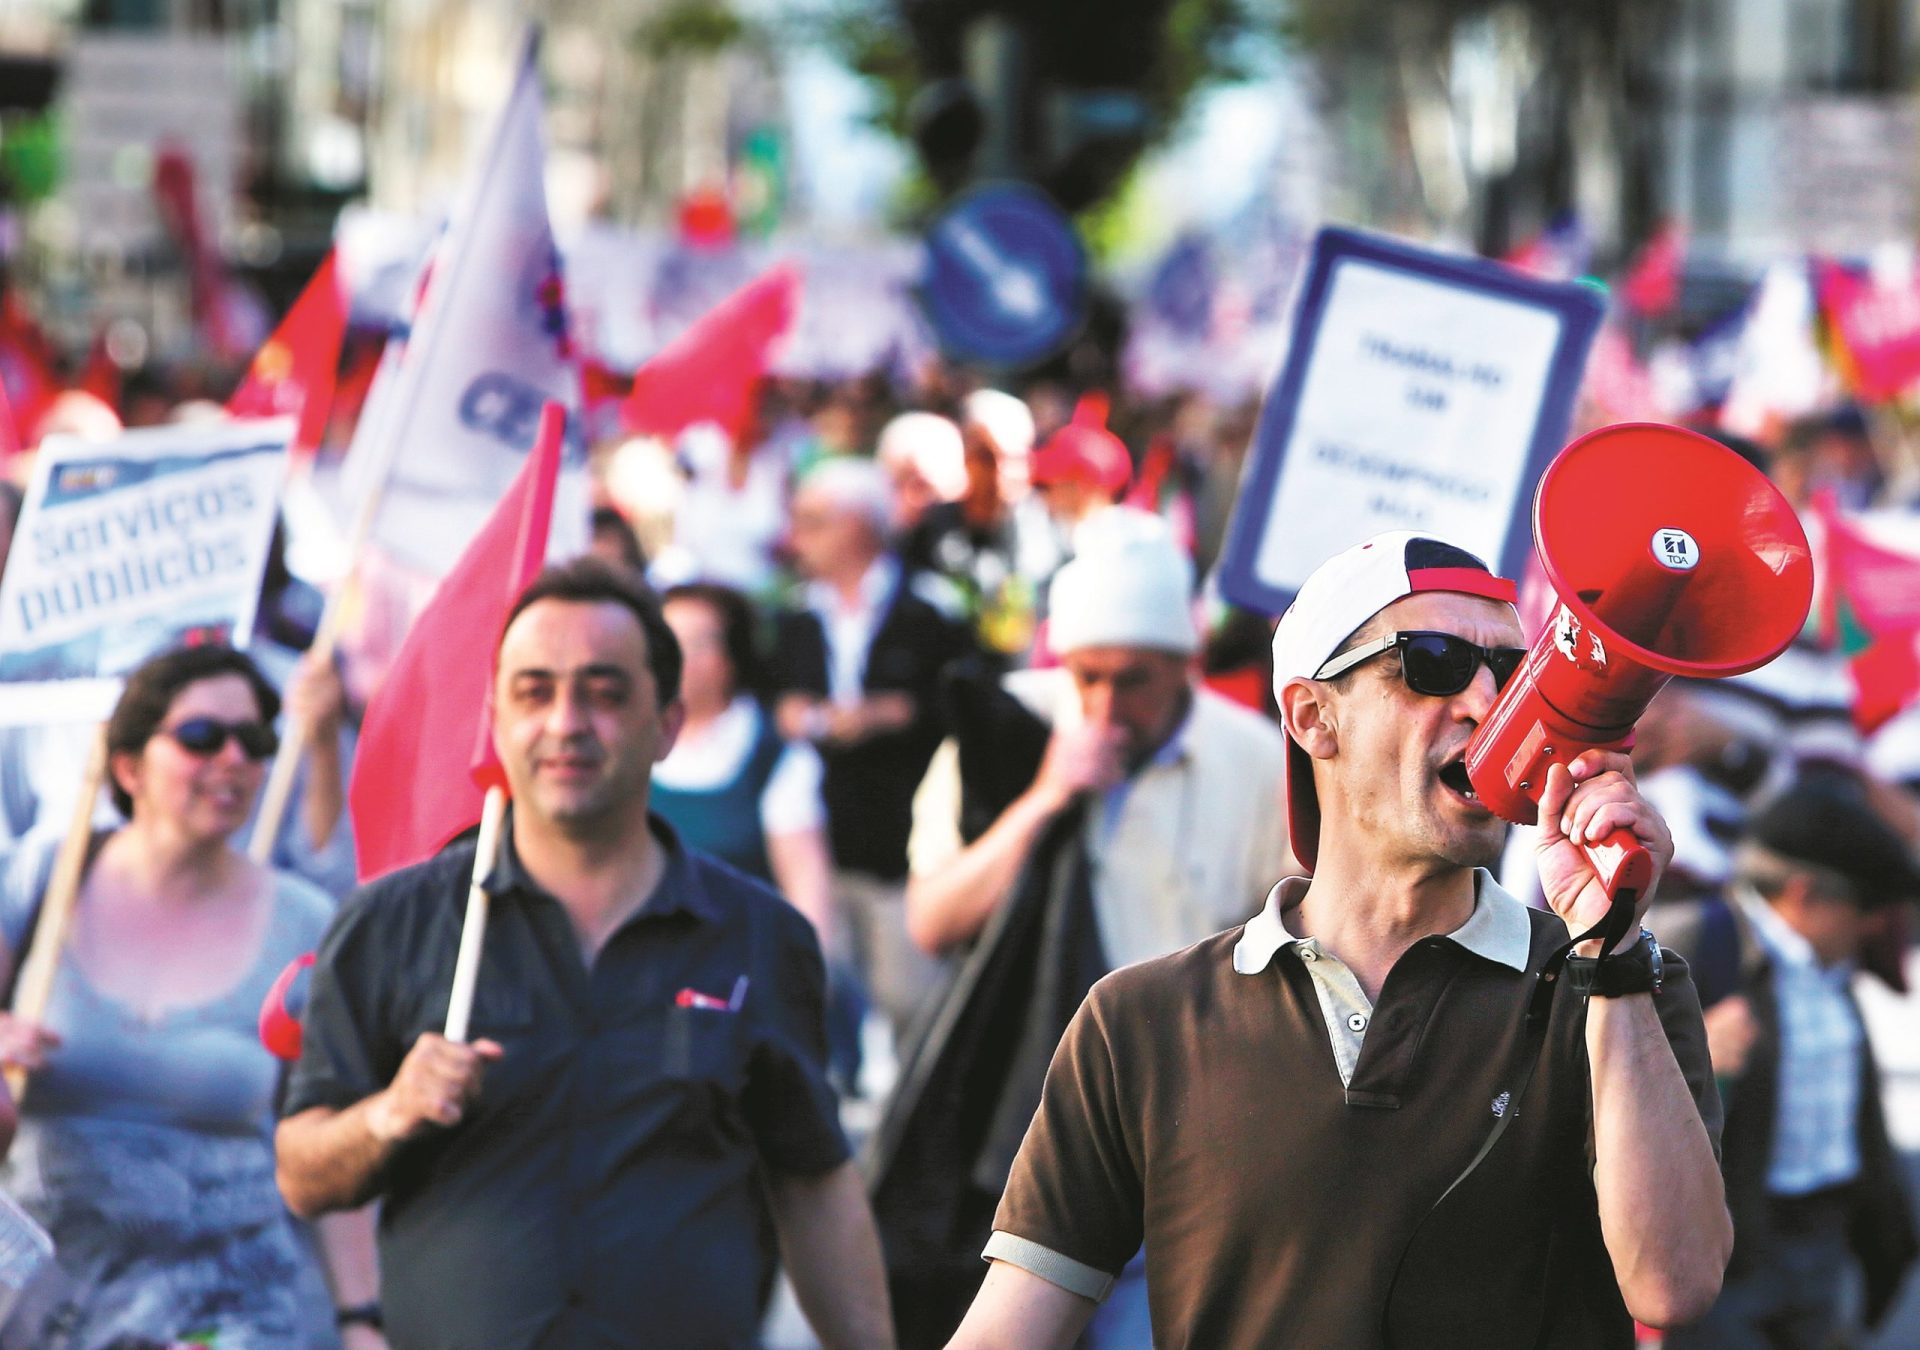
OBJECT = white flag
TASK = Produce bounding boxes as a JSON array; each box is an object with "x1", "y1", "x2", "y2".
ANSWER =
[{"x1": 339, "y1": 32, "x2": 587, "y2": 575}]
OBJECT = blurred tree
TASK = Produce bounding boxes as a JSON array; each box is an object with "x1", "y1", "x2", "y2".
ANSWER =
[
  {"x1": 1280, "y1": 0, "x2": 1676, "y2": 260},
  {"x1": 820, "y1": 0, "x2": 1266, "y2": 215}
]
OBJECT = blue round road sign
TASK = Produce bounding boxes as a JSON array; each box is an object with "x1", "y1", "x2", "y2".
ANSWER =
[{"x1": 922, "y1": 183, "x2": 1087, "y2": 366}]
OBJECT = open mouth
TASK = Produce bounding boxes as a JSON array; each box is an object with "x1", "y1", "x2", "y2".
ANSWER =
[{"x1": 1438, "y1": 758, "x2": 1479, "y2": 803}]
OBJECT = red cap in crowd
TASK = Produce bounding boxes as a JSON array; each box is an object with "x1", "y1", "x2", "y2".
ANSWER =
[{"x1": 1030, "y1": 393, "x2": 1132, "y2": 496}]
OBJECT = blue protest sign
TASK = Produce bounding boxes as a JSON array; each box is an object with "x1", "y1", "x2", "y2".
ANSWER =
[
  {"x1": 1219, "y1": 227, "x2": 1604, "y2": 616},
  {"x1": 921, "y1": 183, "x2": 1087, "y2": 366}
]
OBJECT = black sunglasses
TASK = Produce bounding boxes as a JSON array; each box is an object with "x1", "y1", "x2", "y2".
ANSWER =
[
  {"x1": 1314, "y1": 631, "x2": 1526, "y2": 697},
  {"x1": 162, "y1": 716, "x2": 279, "y2": 761}
]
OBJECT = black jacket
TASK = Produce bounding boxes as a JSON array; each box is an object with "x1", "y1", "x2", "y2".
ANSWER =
[
  {"x1": 767, "y1": 571, "x2": 974, "y2": 880},
  {"x1": 1714, "y1": 910, "x2": 1918, "y2": 1327},
  {"x1": 863, "y1": 667, "x2": 1102, "y2": 1350}
]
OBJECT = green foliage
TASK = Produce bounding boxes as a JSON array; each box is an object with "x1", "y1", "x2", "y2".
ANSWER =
[
  {"x1": 808, "y1": 3, "x2": 919, "y2": 140},
  {"x1": 816, "y1": 0, "x2": 1272, "y2": 215},
  {"x1": 0, "y1": 114, "x2": 59, "y2": 204},
  {"x1": 635, "y1": 0, "x2": 755, "y2": 60}
]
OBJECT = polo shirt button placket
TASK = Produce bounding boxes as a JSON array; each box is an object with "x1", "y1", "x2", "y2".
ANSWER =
[
  {"x1": 1300, "y1": 947, "x2": 1318, "y2": 963},
  {"x1": 1347, "y1": 1012, "x2": 1368, "y2": 1033}
]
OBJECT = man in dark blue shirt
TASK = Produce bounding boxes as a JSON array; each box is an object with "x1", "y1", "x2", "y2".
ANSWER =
[{"x1": 274, "y1": 559, "x2": 894, "y2": 1350}]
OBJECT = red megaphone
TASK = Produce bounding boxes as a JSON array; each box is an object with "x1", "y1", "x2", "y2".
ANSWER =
[{"x1": 1465, "y1": 423, "x2": 1814, "y2": 907}]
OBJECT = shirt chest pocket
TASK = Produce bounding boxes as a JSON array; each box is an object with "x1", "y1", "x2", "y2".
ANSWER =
[
  {"x1": 650, "y1": 1005, "x2": 751, "y2": 1142},
  {"x1": 661, "y1": 1004, "x2": 748, "y2": 1084}
]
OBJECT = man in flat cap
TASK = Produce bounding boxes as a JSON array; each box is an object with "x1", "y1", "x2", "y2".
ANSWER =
[{"x1": 1670, "y1": 773, "x2": 1920, "y2": 1348}]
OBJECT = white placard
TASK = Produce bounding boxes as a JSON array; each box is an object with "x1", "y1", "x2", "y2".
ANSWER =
[
  {"x1": 0, "y1": 419, "x2": 292, "y2": 726},
  {"x1": 1252, "y1": 258, "x2": 1560, "y2": 591}
]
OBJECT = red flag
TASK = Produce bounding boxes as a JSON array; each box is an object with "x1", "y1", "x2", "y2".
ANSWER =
[
  {"x1": 0, "y1": 292, "x2": 57, "y2": 444},
  {"x1": 1816, "y1": 496, "x2": 1920, "y2": 642},
  {"x1": 0, "y1": 378, "x2": 16, "y2": 459},
  {"x1": 620, "y1": 264, "x2": 799, "y2": 445},
  {"x1": 1813, "y1": 258, "x2": 1920, "y2": 403},
  {"x1": 348, "y1": 402, "x2": 566, "y2": 882},
  {"x1": 1848, "y1": 630, "x2": 1920, "y2": 734},
  {"x1": 78, "y1": 329, "x2": 120, "y2": 413},
  {"x1": 1620, "y1": 222, "x2": 1684, "y2": 318},
  {"x1": 1814, "y1": 495, "x2": 1920, "y2": 732},
  {"x1": 228, "y1": 251, "x2": 348, "y2": 458},
  {"x1": 153, "y1": 144, "x2": 246, "y2": 360}
]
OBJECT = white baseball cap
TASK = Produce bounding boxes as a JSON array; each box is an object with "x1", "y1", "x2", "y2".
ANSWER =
[{"x1": 1270, "y1": 531, "x2": 1518, "y2": 870}]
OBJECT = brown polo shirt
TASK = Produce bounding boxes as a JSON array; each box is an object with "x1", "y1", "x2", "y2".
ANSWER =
[{"x1": 987, "y1": 871, "x2": 1721, "y2": 1349}]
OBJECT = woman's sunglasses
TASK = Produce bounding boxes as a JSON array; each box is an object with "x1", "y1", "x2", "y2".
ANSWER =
[
  {"x1": 1314, "y1": 631, "x2": 1527, "y2": 698},
  {"x1": 161, "y1": 717, "x2": 280, "y2": 761}
]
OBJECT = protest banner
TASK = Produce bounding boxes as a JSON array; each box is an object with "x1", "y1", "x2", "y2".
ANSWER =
[
  {"x1": 0, "y1": 417, "x2": 288, "y2": 1099},
  {"x1": 1218, "y1": 228, "x2": 1602, "y2": 616},
  {"x1": 0, "y1": 417, "x2": 292, "y2": 726}
]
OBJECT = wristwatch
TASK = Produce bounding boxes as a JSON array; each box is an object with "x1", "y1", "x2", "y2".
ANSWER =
[
  {"x1": 1566, "y1": 927, "x2": 1664, "y2": 998},
  {"x1": 336, "y1": 1302, "x2": 383, "y2": 1330}
]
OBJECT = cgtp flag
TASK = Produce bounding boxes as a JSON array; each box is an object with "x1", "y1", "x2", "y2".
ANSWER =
[
  {"x1": 1619, "y1": 221, "x2": 1684, "y2": 318},
  {"x1": 0, "y1": 294, "x2": 57, "y2": 445},
  {"x1": 620, "y1": 263, "x2": 800, "y2": 447},
  {"x1": 228, "y1": 250, "x2": 348, "y2": 458},
  {"x1": 1814, "y1": 258, "x2": 1920, "y2": 404},
  {"x1": 338, "y1": 31, "x2": 586, "y2": 577},
  {"x1": 348, "y1": 403, "x2": 566, "y2": 883},
  {"x1": 1814, "y1": 495, "x2": 1920, "y2": 732}
]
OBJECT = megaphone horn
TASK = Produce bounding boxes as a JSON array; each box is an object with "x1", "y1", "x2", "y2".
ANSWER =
[{"x1": 1465, "y1": 422, "x2": 1814, "y2": 907}]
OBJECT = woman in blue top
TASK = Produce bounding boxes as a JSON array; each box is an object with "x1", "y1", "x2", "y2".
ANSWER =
[
  {"x1": 0, "y1": 645, "x2": 351, "y2": 1349},
  {"x1": 653, "y1": 583, "x2": 835, "y2": 937}
]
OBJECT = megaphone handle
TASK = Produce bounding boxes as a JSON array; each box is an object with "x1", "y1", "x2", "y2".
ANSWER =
[
  {"x1": 1581, "y1": 824, "x2": 1654, "y2": 901},
  {"x1": 1580, "y1": 824, "x2": 1654, "y2": 955}
]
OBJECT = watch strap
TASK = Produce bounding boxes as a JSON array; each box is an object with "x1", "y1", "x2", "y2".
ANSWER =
[
  {"x1": 1566, "y1": 928, "x2": 1663, "y2": 998},
  {"x1": 336, "y1": 1302, "x2": 383, "y2": 1330}
]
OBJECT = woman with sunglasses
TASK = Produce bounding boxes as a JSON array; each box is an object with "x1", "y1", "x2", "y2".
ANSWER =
[{"x1": 0, "y1": 644, "x2": 352, "y2": 1348}]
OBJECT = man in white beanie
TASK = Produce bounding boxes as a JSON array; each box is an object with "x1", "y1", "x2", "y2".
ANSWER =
[
  {"x1": 882, "y1": 526, "x2": 1288, "y2": 1347},
  {"x1": 905, "y1": 527, "x2": 1289, "y2": 965},
  {"x1": 949, "y1": 530, "x2": 1729, "y2": 1349}
]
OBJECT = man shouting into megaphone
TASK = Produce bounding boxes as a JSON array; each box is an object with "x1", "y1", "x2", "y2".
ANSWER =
[{"x1": 948, "y1": 532, "x2": 1729, "y2": 1350}]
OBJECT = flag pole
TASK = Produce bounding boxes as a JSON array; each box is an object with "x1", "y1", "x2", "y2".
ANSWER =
[
  {"x1": 6, "y1": 728, "x2": 108, "y2": 1101},
  {"x1": 445, "y1": 784, "x2": 509, "y2": 1043},
  {"x1": 247, "y1": 332, "x2": 415, "y2": 868},
  {"x1": 246, "y1": 482, "x2": 383, "y2": 866}
]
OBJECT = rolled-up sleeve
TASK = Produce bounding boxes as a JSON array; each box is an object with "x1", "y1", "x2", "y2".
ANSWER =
[
  {"x1": 742, "y1": 904, "x2": 850, "y2": 1177},
  {"x1": 988, "y1": 984, "x2": 1144, "y2": 1294}
]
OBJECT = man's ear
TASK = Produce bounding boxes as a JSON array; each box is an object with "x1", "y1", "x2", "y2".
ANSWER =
[
  {"x1": 655, "y1": 698, "x2": 688, "y2": 763},
  {"x1": 1280, "y1": 680, "x2": 1339, "y2": 761}
]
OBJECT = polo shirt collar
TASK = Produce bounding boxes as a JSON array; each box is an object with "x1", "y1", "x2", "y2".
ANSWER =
[
  {"x1": 484, "y1": 808, "x2": 722, "y2": 925},
  {"x1": 1232, "y1": 868, "x2": 1531, "y2": 976}
]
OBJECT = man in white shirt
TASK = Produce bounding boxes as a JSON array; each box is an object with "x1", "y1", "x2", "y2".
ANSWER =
[
  {"x1": 905, "y1": 528, "x2": 1291, "y2": 969},
  {"x1": 882, "y1": 526, "x2": 1289, "y2": 1347}
]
